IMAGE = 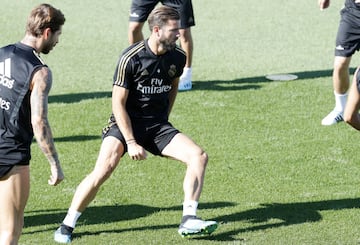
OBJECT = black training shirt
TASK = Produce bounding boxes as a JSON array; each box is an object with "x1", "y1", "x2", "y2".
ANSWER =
[
  {"x1": 112, "y1": 39, "x2": 186, "y2": 122},
  {"x1": 0, "y1": 42, "x2": 46, "y2": 165}
]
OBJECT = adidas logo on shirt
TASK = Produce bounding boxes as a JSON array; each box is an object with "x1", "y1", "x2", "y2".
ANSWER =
[
  {"x1": 0, "y1": 58, "x2": 13, "y2": 111},
  {"x1": 0, "y1": 58, "x2": 14, "y2": 89}
]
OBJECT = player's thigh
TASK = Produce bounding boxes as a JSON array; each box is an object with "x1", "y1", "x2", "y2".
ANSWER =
[
  {"x1": 179, "y1": 28, "x2": 191, "y2": 40},
  {"x1": 129, "y1": 21, "x2": 145, "y2": 32},
  {"x1": 0, "y1": 165, "x2": 30, "y2": 228},
  {"x1": 161, "y1": 133, "x2": 204, "y2": 163},
  {"x1": 94, "y1": 136, "x2": 125, "y2": 172}
]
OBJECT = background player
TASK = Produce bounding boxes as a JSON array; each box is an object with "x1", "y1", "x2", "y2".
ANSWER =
[
  {"x1": 319, "y1": 0, "x2": 360, "y2": 125},
  {"x1": 128, "y1": 0, "x2": 195, "y2": 91}
]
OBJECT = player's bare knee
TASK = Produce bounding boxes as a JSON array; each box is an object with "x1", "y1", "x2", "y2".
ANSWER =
[
  {"x1": 194, "y1": 151, "x2": 208, "y2": 168},
  {"x1": 201, "y1": 151, "x2": 208, "y2": 166},
  {"x1": 186, "y1": 150, "x2": 207, "y2": 169},
  {"x1": 334, "y1": 63, "x2": 349, "y2": 76},
  {"x1": 179, "y1": 28, "x2": 191, "y2": 41},
  {"x1": 128, "y1": 23, "x2": 143, "y2": 37}
]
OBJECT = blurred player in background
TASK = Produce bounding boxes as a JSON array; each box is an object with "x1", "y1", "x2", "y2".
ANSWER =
[
  {"x1": 128, "y1": 0, "x2": 195, "y2": 91},
  {"x1": 0, "y1": 4, "x2": 65, "y2": 244},
  {"x1": 319, "y1": 0, "x2": 360, "y2": 125},
  {"x1": 54, "y1": 6, "x2": 217, "y2": 243}
]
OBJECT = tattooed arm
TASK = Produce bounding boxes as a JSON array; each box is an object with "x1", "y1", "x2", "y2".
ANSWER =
[{"x1": 30, "y1": 67, "x2": 64, "y2": 186}]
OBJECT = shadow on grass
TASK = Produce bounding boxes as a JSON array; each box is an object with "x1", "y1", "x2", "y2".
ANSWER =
[
  {"x1": 189, "y1": 68, "x2": 356, "y2": 91},
  {"x1": 200, "y1": 197, "x2": 360, "y2": 242},
  {"x1": 32, "y1": 135, "x2": 101, "y2": 143},
  {"x1": 46, "y1": 68, "x2": 355, "y2": 102},
  {"x1": 49, "y1": 91, "x2": 111, "y2": 104},
  {"x1": 55, "y1": 135, "x2": 101, "y2": 142},
  {"x1": 23, "y1": 198, "x2": 360, "y2": 241},
  {"x1": 23, "y1": 201, "x2": 235, "y2": 236}
]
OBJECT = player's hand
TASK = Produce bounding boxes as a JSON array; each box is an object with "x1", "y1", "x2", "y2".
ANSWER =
[
  {"x1": 48, "y1": 163, "x2": 64, "y2": 186},
  {"x1": 319, "y1": 0, "x2": 330, "y2": 10},
  {"x1": 127, "y1": 143, "x2": 147, "y2": 161}
]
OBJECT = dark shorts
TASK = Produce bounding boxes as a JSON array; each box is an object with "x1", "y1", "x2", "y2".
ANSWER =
[
  {"x1": 335, "y1": 7, "x2": 360, "y2": 57},
  {"x1": 0, "y1": 165, "x2": 14, "y2": 178},
  {"x1": 102, "y1": 121, "x2": 180, "y2": 156},
  {"x1": 0, "y1": 161, "x2": 29, "y2": 178},
  {"x1": 129, "y1": 0, "x2": 195, "y2": 28}
]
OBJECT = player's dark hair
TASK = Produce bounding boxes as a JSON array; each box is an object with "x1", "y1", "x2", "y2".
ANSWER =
[
  {"x1": 147, "y1": 5, "x2": 180, "y2": 31},
  {"x1": 26, "y1": 3, "x2": 65, "y2": 37}
]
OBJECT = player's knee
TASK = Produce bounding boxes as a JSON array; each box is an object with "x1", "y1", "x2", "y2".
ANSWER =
[
  {"x1": 201, "y1": 151, "x2": 208, "y2": 164},
  {"x1": 129, "y1": 27, "x2": 141, "y2": 36},
  {"x1": 186, "y1": 149, "x2": 208, "y2": 169},
  {"x1": 195, "y1": 150, "x2": 208, "y2": 169},
  {"x1": 128, "y1": 23, "x2": 143, "y2": 36},
  {"x1": 179, "y1": 28, "x2": 191, "y2": 40},
  {"x1": 334, "y1": 59, "x2": 350, "y2": 73}
]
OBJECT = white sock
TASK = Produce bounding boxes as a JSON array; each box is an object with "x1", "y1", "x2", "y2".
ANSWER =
[
  {"x1": 182, "y1": 200, "x2": 198, "y2": 217},
  {"x1": 63, "y1": 208, "x2": 82, "y2": 228},
  {"x1": 181, "y1": 67, "x2": 192, "y2": 79},
  {"x1": 334, "y1": 91, "x2": 348, "y2": 112}
]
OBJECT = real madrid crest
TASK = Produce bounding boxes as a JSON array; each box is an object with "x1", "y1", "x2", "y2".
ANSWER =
[{"x1": 168, "y1": 64, "x2": 176, "y2": 77}]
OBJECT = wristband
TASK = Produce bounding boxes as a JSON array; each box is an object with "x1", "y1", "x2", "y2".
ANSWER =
[{"x1": 126, "y1": 139, "x2": 136, "y2": 145}]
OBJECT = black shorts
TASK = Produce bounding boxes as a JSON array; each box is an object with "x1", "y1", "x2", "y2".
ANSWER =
[
  {"x1": 0, "y1": 165, "x2": 14, "y2": 178},
  {"x1": 0, "y1": 161, "x2": 29, "y2": 178},
  {"x1": 102, "y1": 121, "x2": 180, "y2": 156},
  {"x1": 335, "y1": 7, "x2": 360, "y2": 57},
  {"x1": 129, "y1": 0, "x2": 195, "y2": 29}
]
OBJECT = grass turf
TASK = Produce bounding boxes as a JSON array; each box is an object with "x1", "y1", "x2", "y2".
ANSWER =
[{"x1": 1, "y1": 0, "x2": 360, "y2": 244}]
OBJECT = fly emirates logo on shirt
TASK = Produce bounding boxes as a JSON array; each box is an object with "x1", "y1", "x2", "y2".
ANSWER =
[
  {"x1": 0, "y1": 58, "x2": 14, "y2": 111},
  {"x1": 137, "y1": 78, "x2": 172, "y2": 94}
]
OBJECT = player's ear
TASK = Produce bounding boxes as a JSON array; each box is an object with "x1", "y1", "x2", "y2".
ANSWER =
[
  {"x1": 43, "y1": 28, "x2": 52, "y2": 39},
  {"x1": 153, "y1": 25, "x2": 161, "y2": 37}
]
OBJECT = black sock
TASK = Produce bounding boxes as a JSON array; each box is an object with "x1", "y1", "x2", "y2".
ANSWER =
[{"x1": 60, "y1": 224, "x2": 74, "y2": 235}]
